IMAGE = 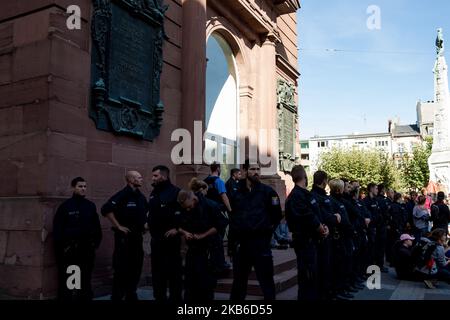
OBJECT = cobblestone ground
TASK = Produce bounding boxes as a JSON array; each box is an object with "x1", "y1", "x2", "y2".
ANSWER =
[{"x1": 95, "y1": 267, "x2": 450, "y2": 301}]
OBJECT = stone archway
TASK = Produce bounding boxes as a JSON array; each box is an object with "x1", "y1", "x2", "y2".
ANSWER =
[{"x1": 206, "y1": 19, "x2": 253, "y2": 173}]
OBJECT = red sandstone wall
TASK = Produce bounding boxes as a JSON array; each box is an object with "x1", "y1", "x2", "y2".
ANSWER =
[{"x1": 0, "y1": 0, "x2": 183, "y2": 298}]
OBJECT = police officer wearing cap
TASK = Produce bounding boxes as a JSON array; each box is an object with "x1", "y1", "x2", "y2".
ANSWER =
[
  {"x1": 101, "y1": 171, "x2": 148, "y2": 301},
  {"x1": 53, "y1": 177, "x2": 102, "y2": 301},
  {"x1": 148, "y1": 165, "x2": 182, "y2": 302},
  {"x1": 285, "y1": 165, "x2": 328, "y2": 300},
  {"x1": 229, "y1": 160, "x2": 282, "y2": 301}
]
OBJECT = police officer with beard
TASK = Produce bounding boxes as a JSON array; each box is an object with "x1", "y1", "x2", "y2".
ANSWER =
[
  {"x1": 229, "y1": 160, "x2": 282, "y2": 301},
  {"x1": 148, "y1": 165, "x2": 182, "y2": 302},
  {"x1": 310, "y1": 171, "x2": 341, "y2": 300},
  {"x1": 101, "y1": 171, "x2": 148, "y2": 301},
  {"x1": 53, "y1": 177, "x2": 102, "y2": 301},
  {"x1": 285, "y1": 165, "x2": 329, "y2": 300}
]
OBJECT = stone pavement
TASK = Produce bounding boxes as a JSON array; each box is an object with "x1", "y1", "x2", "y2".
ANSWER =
[
  {"x1": 95, "y1": 267, "x2": 450, "y2": 301},
  {"x1": 353, "y1": 268, "x2": 450, "y2": 300}
]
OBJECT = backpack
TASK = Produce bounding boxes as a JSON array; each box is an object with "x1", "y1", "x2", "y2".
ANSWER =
[
  {"x1": 204, "y1": 176, "x2": 224, "y2": 207},
  {"x1": 412, "y1": 239, "x2": 437, "y2": 274}
]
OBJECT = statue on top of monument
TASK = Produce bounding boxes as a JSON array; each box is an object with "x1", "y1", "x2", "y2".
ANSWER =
[{"x1": 436, "y1": 28, "x2": 444, "y2": 56}]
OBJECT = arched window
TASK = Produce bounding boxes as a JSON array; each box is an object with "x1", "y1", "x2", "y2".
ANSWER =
[{"x1": 205, "y1": 33, "x2": 239, "y2": 175}]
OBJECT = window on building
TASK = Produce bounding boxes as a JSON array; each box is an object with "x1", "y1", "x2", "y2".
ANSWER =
[
  {"x1": 398, "y1": 143, "x2": 404, "y2": 153},
  {"x1": 206, "y1": 33, "x2": 239, "y2": 174},
  {"x1": 317, "y1": 141, "x2": 328, "y2": 148},
  {"x1": 300, "y1": 142, "x2": 309, "y2": 149},
  {"x1": 301, "y1": 154, "x2": 309, "y2": 160}
]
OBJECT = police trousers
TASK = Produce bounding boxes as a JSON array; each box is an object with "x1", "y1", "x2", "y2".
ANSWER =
[
  {"x1": 111, "y1": 232, "x2": 144, "y2": 301},
  {"x1": 184, "y1": 245, "x2": 216, "y2": 302},
  {"x1": 294, "y1": 239, "x2": 319, "y2": 300},
  {"x1": 151, "y1": 237, "x2": 182, "y2": 302},
  {"x1": 230, "y1": 236, "x2": 275, "y2": 301}
]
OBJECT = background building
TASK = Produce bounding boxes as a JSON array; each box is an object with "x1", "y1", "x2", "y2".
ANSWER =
[{"x1": 304, "y1": 117, "x2": 424, "y2": 172}]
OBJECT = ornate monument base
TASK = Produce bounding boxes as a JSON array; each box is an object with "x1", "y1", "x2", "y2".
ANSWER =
[{"x1": 429, "y1": 152, "x2": 450, "y2": 194}]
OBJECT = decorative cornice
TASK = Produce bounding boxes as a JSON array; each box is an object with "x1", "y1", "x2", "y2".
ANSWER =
[
  {"x1": 276, "y1": 53, "x2": 300, "y2": 81},
  {"x1": 272, "y1": 0, "x2": 301, "y2": 14},
  {"x1": 209, "y1": 0, "x2": 282, "y2": 42}
]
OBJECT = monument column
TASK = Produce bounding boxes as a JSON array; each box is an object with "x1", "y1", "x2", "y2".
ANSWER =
[
  {"x1": 177, "y1": 0, "x2": 208, "y2": 187},
  {"x1": 429, "y1": 28, "x2": 450, "y2": 194}
]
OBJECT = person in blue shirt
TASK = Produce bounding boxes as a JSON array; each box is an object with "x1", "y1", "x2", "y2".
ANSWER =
[{"x1": 204, "y1": 162, "x2": 232, "y2": 275}]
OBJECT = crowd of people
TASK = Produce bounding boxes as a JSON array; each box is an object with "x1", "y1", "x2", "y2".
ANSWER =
[{"x1": 52, "y1": 161, "x2": 450, "y2": 302}]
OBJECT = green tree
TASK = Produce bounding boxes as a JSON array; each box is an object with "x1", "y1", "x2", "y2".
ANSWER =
[
  {"x1": 401, "y1": 137, "x2": 433, "y2": 190},
  {"x1": 318, "y1": 147, "x2": 402, "y2": 190}
]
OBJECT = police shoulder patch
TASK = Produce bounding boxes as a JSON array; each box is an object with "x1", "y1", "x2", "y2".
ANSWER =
[{"x1": 271, "y1": 196, "x2": 280, "y2": 205}]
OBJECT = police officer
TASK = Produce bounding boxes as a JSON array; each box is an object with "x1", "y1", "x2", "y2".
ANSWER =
[
  {"x1": 363, "y1": 183, "x2": 379, "y2": 268},
  {"x1": 101, "y1": 171, "x2": 148, "y2": 301},
  {"x1": 285, "y1": 165, "x2": 328, "y2": 300},
  {"x1": 375, "y1": 184, "x2": 390, "y2": 272},
  {"x1": 148, "y1": 165, "x2": 182, "y2": 302},
  {"x1": 177, "y1": 190, "x2": 228, "y2": 302},
  {"x1": 229, "y1": 160, "x2": 282, "y2": 301},
  {"x1": 329, "y1": 179, "x2": 355, "y2": 299},
  {"x1": 310, "y1": 171, "x2": 341, "y2": 300},
  {"x1": 349, "y1": 182, "x2": 371, "y2": 282},
  {"x1": 53, "y1": 177, "x2": 102, "y2": 301},
  {"x1": 387, "y1": 192, "x2": 407, "y2": 262},
  {"x1": 225, "y1": 168, "x2": 242, "y2": 198}
]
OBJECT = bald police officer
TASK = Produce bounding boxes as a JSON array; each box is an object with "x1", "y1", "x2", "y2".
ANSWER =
[{"x1": 101, "y1": 171, "x2": 148, "y2": 301}]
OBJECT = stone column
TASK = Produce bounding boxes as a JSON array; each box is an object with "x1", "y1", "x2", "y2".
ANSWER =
[
  {"x1": 259, "y1": 34, "x2": 279, "y2": 175},
  {"x1": 177, "y1": 0, "x2": 208, "y2": 187}
]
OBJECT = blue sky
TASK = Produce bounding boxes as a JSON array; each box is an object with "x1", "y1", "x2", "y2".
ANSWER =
[{"x1": 297, "y1": 0, "x2": 450, "y2": 139}]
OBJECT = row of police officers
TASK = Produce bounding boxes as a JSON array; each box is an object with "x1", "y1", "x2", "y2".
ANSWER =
[
  {"x1": 286, "y1": 165, "x2": 395, "y2": 300},
  {"x1": 53, "y1": 161, "x2": 393, "y2": 301},
  {"x1": 53, "y1": 161, "x2": 281, "y2": 301}
]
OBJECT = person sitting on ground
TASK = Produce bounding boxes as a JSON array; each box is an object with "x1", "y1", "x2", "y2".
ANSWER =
[
  {"x1": 392, "y1": 234, "x2": 416, "y2": 280},
  {"x1": 429, "y1": 228, "x2": 450, "y2": 283},
  {"x1": 271, "y1": 218, "x2": 292, "y2": 249}
]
